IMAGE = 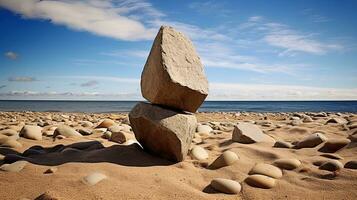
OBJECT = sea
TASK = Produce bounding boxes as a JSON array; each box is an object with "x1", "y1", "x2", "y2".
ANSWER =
[{"x1": 0, "y1": 100, "x2": 356, "y2": 113}]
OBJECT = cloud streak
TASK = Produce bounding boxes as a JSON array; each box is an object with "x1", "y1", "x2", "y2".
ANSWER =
[
  {"x1": 80, "y1": 80, "x2": 98, "y2": 87},
  {"x1": 8, "y1": 77, "x2": 37, "y2": 82},
  {"x1": 4, "y1": 51, "x2": 18, "y2": 60}
]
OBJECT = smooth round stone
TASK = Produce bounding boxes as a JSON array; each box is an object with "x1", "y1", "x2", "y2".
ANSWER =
[
  {"x1": 0, "y1": 129, "x2": 18, "y2": 137},
  {"x1": 320, "y1": 153, "x2": 343, "y2": 160},
  {"x1": 54, "y1": 125, "x2": 82, "y2": 138},
  {"x1": 0, "y1": 154, "x2": 4, "y2": 161},
  {"x1": 190, "y1": 146, "x2": 208, "y2": 160},
  {"x1": 303, "y1": 116, "x2": 313, "y2": 122},
  {"x1": 110, "y1": 131, "x2": 130, "y2": 144},
  {"x1": 0, "y1": 139, "x2": 22, "y2": 148},
  {"x1": 273, "y1": 158, "x2": 301, "y2": 170},
  {"x1": 120, "y1": 124, "x2": 132, "y2": 132},
  {"x1": 97, "y1": 119, "x2": 116, "y2": 128},
  {"x1": 20, "y1": 125, "x2": 42, "y2": 140},
  {"x1": 210, "y1": 178, "x2": 241, "y2": 194},
  {"x1": 82, "y1": 172, "x2": 107, "y2": 186},
  {"x1": 80, "y1": 121, "x2": 93, "y2": 127},
  {"x1": 274, "y1": 141, "x2": 293, "y2": 149},
  {"x1": 344, "y1": 161, "x2": 357, "y2": 169},
  {"x1": 249, "y1": 163, "x2": 283, "y2": 179},
  {"x1": 196, "y1": 125, "x2": 213, "y2": 134},
  {"x1": 296, "y1": 133, "x2": 327, "y2": 148},
  {"x1": 209, "y1": 151, "x2": 238, "y2": 169},
  {"x1": 102, "y1": 131, "x2": 112, "y2": 139},
  {"x1": 319, "y1": 138, "x2": 350, "y2": 153},
  {"x1": 0, "y1": 161, "x2": 28, "y2": 172},
  {"x1": 245, "y1": 174, "x2": 276, "y2": 189},
  {"x1": 78, "y1": 128, "x2": 92, "y2": 136},
  {"x1": 108, "y1": 125, "x2": 123, "y2": 133},
  {"x1": 319, "y1": 160, "x2": 343, "y2": 171}
]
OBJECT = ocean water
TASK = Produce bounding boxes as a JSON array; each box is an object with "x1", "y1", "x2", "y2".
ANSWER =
[{"x1": 0, "y1": 100, "x2": 356, "y2": 113}]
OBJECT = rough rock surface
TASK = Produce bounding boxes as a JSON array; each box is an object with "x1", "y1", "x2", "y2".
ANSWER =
[
  {"x1": 140, "y1": 26, "x2": 208, "y2": 112},
  {"x1": 232, "y1": 122, "x2": 275, "y2": 144},
  {"x1": 129, "y1": 102, "x2": 197, "y2": 162}
]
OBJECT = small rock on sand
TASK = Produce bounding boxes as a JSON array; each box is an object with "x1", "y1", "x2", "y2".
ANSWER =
[
  {"x1": 319, "y1": 138, "x2": 350, "y2": 153},
  {"x1": 274, "y1": 141, "x2": 293, "y2": 148},
  {"x1": 0, "y1": 160, "x2": 28, "y2": 172},
  {"x1": 344, "y1": 161, "x2": 357, "y2": 169},
  {"x1": 20, "y1": 125, "x2": 42, "y2": 140},
  {"x1": 319, "y1": 160, "x2": 343, "y2": 171},
  {"x1": 249, "y1": 163, "x2": 283, "y2": 179},
  {"x1": 326, "y1": 118, "x2": 347, "y2": 124},
  {"x1": 110, "y1": 131, "x2": 132, "y2": 144},
  {"x1": 295, "y1": 132, "x2": 327, "y2": 148},
  {"x1": 232, "y1": 122, "x2": 275, "y2": 144},
  {"x1": 82, "y1": 172, "x2": 107, "y2": 186},
  {"x1": 209, "y1": 151, "x2": 238, "y2": 169},
  {"x1": 196, "y1": 125, "x2": 212, "y2": 134},
  {"x1": 245, "y1": 174, "x2": 276, "y2": 189},
  {"x1": 273, "y1": 158, "x2": 301, "y2": 170},
  {"x1": 96, "y1": 119, "x2": 116, "y2": 128},
  {"x1": 54, "y1": 125, "x2": 82, "y2": 138},
  {"x1": 0, "y1": 139, "x2": 22, "y2": 148},
  {"x1": 210, "y1": 178, "x2": 241, "y2": 194},
  {"x1": 44, "y1": 167, "x2": 58, "y2": 174},
  {"x1": 190, "y1": 146, "x2": 208, "y2": 160}
]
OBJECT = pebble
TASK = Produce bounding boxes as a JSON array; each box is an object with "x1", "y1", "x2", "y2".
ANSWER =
[
  {"x1": 44, "y1": 167, "x2": 58, "y2": 174},
  {"x1": 20, "y1": 125, "x2": 42, "y2": 140},
  {"x1": 110, "y1": 131, "x2": 130, "y2": 144},
  {"x1": 196, "y1": 125, "x2": 213, "y2": 134},
  {"x1": 274, "y1": 141, "x2": 293, "y2": 148},
  {"x1": 295, "y1": 132, "x2": 327, "y2": 148},
  {"x1": 319, "y1": 138, "x2": 350, "y2": 153},
  {"x1": 190, "y1": 146, "x2": 208, "y2": 160},
  {"x1": 0, "y1": 160, "x2": 28, "y2": 172},
  {"x1": 249, "y1": 163, "x2": 283, "y2": 179},
  {"x1": 54, "y1": 125, "x2": 82, "y2": 138},
  {"x1": 82, "y1": 172, "x2": 107, "y2": 186},
  {"x1": 273, "y1": 158, "x2": 301, "y2": 170},
  {"x1": 97, "y1": 119, "x2": 116, "y2": 128},
  {"x1": 344, "y1": 160, "x2": 357, "y2": 169},
  {"x1": 320, "y1": 153, "x2": 343, "y2": 160},
  {"x1": 0, "y1": 139, "x2": 22, "y2": 148},
  {"x1": 210, "y1": 178, "x2": 241, "y2": 194},
  {"x1": 209, "y1": 151, "x2": 238, "y2": 169},
  {"x1": 319, "y1": 160, "x2": 343, "y2": 171},
  {"x1": 232, "y1": 122, "x2": 275, "y2": 144},
  {"x1": 245, "y1": 174, "x2": 276, "y2": 189}
]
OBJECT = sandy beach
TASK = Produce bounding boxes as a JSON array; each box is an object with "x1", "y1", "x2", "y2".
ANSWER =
[{"x1": 0, "y1": 111, "x2": 356, "y2": 200}]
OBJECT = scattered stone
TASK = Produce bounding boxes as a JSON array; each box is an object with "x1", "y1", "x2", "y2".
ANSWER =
[
  {"x1": 0, "y1": 139, "x2": 22, "y2": 148},
  {"x1": 232, "y1": 122, "x2": 275, "y2": 144},
  {"x1": 110, "y1": 131, "x2": 131, "y2": 144},
  {"x1": 320, "y1": 153, "x2": 343, "y2": 160},
  {"x1": 303, "y1": 116, "x2": 314, "y2": 123},
  {"x1": 82, "y1": 172, "x2": 107, "y2": 186},
  {"x1": 108, "y1": 125, "x2": 123, "y2": 133},
  {"x1": 249, "y1": 163, "x2": 283, "y2": 179},
  {"x1": 102, "y1": 131, "x2": 112, "y2": 139},
  {"x1": 44, "y1": 167, "x2": 58, "y2": 174},
  {"x1": 245, "y1": 174, "x2": 276, "y2": 189},
  {"x1": 344, "y1": 161, "x2": 357, "y2": 169},
  {"x1": 209, "y1": 151, "x2": 238, "y2": 169},
  {"x1": 54, "y1": 125, "x2": 82, "y2": 138},
  {"x1": 210, "y1": 178, "x2": 241, "y2": 194},
  {"x1": 80, "y1": 121, "x2": 93, "y2": 127},
  {"x1": 319, "y1": 160, "x2": 343, "y2": 171},
  {"x1": 78, "y1": 128, "x2": 92, "y2": 136},
  {"x1": 0, "y1": 129, "x2": 18, "y2": 137},
  {"x1": 97, "y1": 119, "x2": 116, "y2": 128},
  {"x1": 0, "y1": 160, "x2": 28, "y2": 172},
  {"x1": 20, "y1": 125, "x2": 42, "y2": 140},
  {"x1": 291, "y1": 120, "x2": 302, "y2": 126},
  {"x1": 140, "y1": 26, "x2": 208, "y2": 112},
  {"x1": 326, "y1": 118, "x2": 347, "y2": 124},
  {"x1": 295, "y1": 132, "x2": 327, "y2": 148},
  {"x1": 274, "y1": 141, "x2": 293, "y2": 148},
  {"x1": 35, "y1": 191, "x2": 62, "y2": 200},
  {"x1": 120, "y1": 124, "x2": 132, "y2": 132},
  {"x1": 196, "y1": 125, "x2": 212, "y2": 134},
  {"x1": 273, "y1": 158, "x2": 301, "y2": 170},
  {"x1": 319, "y1": 138, "x2": 350, "y2": 153},
  {"x1": 190, "y1": 146, "x2": 208, "y2": 160},
  {"x1": 129, "y1": 102, "x2": 197, "y2": 162}
]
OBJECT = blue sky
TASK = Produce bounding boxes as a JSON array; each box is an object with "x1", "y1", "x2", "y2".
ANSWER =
[{"x1": 0, "y1": 0, "x2": 356, "y2": 100}]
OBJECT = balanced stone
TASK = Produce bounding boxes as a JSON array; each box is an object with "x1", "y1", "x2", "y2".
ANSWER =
[
  {"x1": 245, "y1": 174, "x2": 276, "y2": 189},
  {"x1": 232, "y1": 122, "x2": 275, "y2": 144},
  {"x1": 210, "y1": 178, "x2": 241, "y2": 194},
  {"x1": 20, "y1": 125, "x2": 42, "y2": 140},
  {"x1": 273, "y1": 158, "x2": 301, "y2": 170},
  {"x1": 295, "y1": 133, "x2": 327, "y2": 148},
  {"x1": 249, "y1": 163, "x2": 283, "y2": 179},
  {"x1": 140, "y1": 26, "x2": 208, "y2": 112},
  {"x1": 209, "y1": 151, "x2": 238, "y2": 169},
  {"x1": 129, "y1": 102, "x2": 197, "y2": 162}
]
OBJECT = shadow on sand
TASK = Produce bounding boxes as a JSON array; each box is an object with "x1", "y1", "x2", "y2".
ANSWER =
[{"x1": 0, "y1": 141, "x2": 173, "y2": 167}]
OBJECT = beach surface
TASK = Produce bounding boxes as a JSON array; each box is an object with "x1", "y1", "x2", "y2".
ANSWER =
[{"x1": 0, "y1": 111, "x2": 356, "y2": 200}]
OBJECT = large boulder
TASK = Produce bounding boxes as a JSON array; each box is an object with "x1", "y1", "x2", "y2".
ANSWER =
[
  {"x1": 140, "y1": 26, "x2": 208, "y2": 112},
  {"x1": 232, "y1": 123, "x2": 275, "y2": 144},
  {"x1": 129, "y1": 102, "x2": 197, "y2": 162}
]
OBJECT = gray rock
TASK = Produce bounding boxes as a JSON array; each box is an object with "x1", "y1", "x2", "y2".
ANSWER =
[
  {"x1": 129, "y1": 102, "x2": 197, "y2": 162},
  {"x1": 232, "y1": 122, "x2": 275, "y2": 144},
  {"x1": 140, "y1": 26, "x2": 208, "y2": 112},
  {"x1": 210, "y1": 178, "x2": 241, "y2": 194}
]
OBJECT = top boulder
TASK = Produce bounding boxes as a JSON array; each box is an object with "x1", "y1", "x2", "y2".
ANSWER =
[{"x1": 141, "y1": 26, "x2": 208, "y2": 113}]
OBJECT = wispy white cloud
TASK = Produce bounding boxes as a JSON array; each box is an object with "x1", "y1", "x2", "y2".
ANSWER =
[
  {"x1": 80, "y1": 80, "x2": 98, "y2": 87},
  {"x1": 0, "y1": 0, "x2": 161, "y2": 41},
  {"x1": 8, "y1": 77, "x2": 37, "y2": 82},
  {"x1": 4, "y1": 51, "x2": 18, "y2": 60},
  {"x1": 52, "y1": 75, "x2": 140, "y2": 83},
  {"x1": 209, "y1": 82, "x2": 357, "y2": 100}
]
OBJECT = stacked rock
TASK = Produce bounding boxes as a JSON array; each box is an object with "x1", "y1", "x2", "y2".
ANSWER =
[{"x1": 129, "y1": 26, "x2": 209, "y2": 162}]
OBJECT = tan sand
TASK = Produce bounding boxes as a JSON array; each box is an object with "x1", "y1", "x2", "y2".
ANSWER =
[{"x1": 0, "y1": 111, "x2": 356, "y2": 199}]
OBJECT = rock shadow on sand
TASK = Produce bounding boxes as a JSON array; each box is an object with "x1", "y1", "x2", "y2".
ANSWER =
[{"x1": 1, "y1": 141, "x2": 173, "y2": 167}]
